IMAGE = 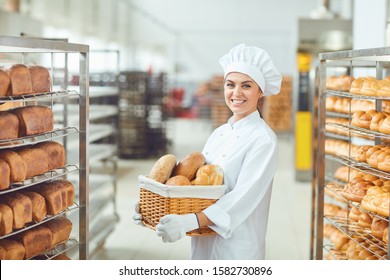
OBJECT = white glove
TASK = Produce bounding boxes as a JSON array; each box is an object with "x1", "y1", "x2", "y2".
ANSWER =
[
  {"x1": 132, "y1": 202, "x2": 145, "y2": 227},
  {"x1": 156, "y1": 214, "x2": 199, "y2": 243}
]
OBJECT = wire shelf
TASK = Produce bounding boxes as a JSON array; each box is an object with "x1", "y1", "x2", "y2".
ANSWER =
[
  {"x1": 325, "y1": 90, "x2": 390, "y2": 100},
  {"x1": 325, "y1": 216, "x2": 388, "y2": 260},
  {"x1": 0, "y1": 90, "x2": 80, "y2": 102},
  {"x1": 0, "y1": 127, "x2": 79, "y2": 149},
  {"x1": 326, "y1": 122, "x2": 390, "y2": 140},
  {"x1": 325, "y1": 154, "x2": 390, "y2": 181},
  {"x1": 0, "y1": 203, "x2": 79, "y2": 240},
  {"x1": 30, "y1": 238, "x2": 79, "y2": 260},
  {"x1": 0, "y1": 164, "x2": 79, "y2": 195}
]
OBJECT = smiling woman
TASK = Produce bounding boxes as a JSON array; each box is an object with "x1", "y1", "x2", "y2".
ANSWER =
[{"x1": 133, "y1": 43, "x2": 282, "y2": 260}]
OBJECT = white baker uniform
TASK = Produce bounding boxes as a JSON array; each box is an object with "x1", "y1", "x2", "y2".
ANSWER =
[{"x1": 191, "y1": 110, "x2": 278, "y2": 260}]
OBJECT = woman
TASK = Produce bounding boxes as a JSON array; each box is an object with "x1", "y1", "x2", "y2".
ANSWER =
[{"x1": 134, "y1": 44, "x2": 282, "y2": 260}]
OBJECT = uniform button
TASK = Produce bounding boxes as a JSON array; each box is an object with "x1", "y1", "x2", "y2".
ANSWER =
[
  {"x1": 236, "y1": 135, "x2": 240, "y2": 138},
  {"x1": 220, "y1": 133, "x2": 224, "y2": 136},
  {"x1": 205, "y1": 152, "x2": 209, "y2": 155},
  {"x1": 222, "y1": 154, "x2": 225, "y2": 157}
]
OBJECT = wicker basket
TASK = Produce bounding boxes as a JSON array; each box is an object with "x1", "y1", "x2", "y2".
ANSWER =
[{"x1": 138, "y1": 175, "x2": 226, "y2": 236}]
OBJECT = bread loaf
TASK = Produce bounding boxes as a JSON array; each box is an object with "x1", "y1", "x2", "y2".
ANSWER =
[
  {"x1": 326, "y1": 75, "x2": 354, "y2": 91},
  {"x1": 10, "y1": 106, "x2": 54, "y2": 137},
  {"x1": 0, "y1": 239, "x2": 25, "y2": 260},
  {"x1": 13, "y1": 226, "x2": 52, "y2": 259},
  {"x1": 350, "y1": 77, "x2": 366, "y2": 94},
  {"x1": 148, "y1": 154, "x2": 177, "y2": 183},
  {"x1": 370, "y1": 112, "x2": 387, "y2": 132},
  {"x1": 371, "y1": 216, "x2": 388, "y2": 239},
  {"x1": 32, "y1": 180, "x2": 75, "y2": 215},
  {"x1": 28, "y1": 65, "x2": 51, "y2": 93},
  {"x1": 383, "y1": 227, "x2": 388, "y2": 244},
  {"x1": 166, "y1": 175, "x2": 191, "y2": 186},
  {"x1": 361, "y1": 186, "x2": 390, "y2": 217},
  {"x1": 5, "y1": 64, "x2": 32, "y2": 96},
  {"x1": 341, "y1": 177, "x2": 374, "y2": 203},
  {"x1": 0, "y1": 160, "x2": 10, "y2": 190},
  {"x1": 0, "y1": 204, "x2": 13, "y2": 236},
  {"x1": 43, "y1": 216, "x2": 72, "y2": 247},
  {"x1": 173, "y1": 152, "x2": 206, "y2": 181},
  {"x1": 19, "y1": 191, "x2": 47, "y2": 222},
  {"x1": 0, "y1": 192, "x2": 32, "y2": 229},
  {"x1": 34, "y1": 141, "x2": 65, "y2": 170},
  {"x1": 0, "y1": 150, "x2": 26, "y2": 182},
  {"x1": 0, "y1": 111, "x2": 19, "y2": 140},
  {"x1": 0, "y1": 69, "x2": 10, "y2": 96},
  {"x1": 379, "y1": 116, "x2": 390, "y2": 134},
  {"x1": 17, "y1": 146, "x2": 49, "y2": 178},
  {"x1": 191, "y1": 164, "x2": 224, "y2": 185}
]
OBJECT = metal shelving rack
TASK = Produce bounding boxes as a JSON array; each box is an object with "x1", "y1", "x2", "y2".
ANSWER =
[
  {"x1": 0, "y1": 36, "x2": 89, "y2": 260},
  {"x1": 85, "y1": 49, "x2": 120, "y2": 257},
  {"x1": 315, "y1": 47, "x2": 390, "y2": 260}
]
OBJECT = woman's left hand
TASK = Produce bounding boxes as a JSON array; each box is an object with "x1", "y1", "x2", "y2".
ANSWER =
[{"x1": 156, "y1": 214, "x2": 199, "y2": 243}]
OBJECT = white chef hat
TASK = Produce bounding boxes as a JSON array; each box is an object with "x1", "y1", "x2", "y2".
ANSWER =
[{"x1": 219, "y1": 44, "x2": 282, "y2": 96}]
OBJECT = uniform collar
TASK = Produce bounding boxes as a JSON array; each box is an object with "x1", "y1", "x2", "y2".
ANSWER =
[{"x1": 227, "y1": 110, "x2": 261, "y2": 131}]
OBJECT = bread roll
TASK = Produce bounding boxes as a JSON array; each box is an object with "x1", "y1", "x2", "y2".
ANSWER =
[
  {"x1": 379, "y1": 116, "x2": 390, "y2": 134},
  {"x1": 173, "y1": 152, "x2": 206, "y2": 181},
  {"x1": 148, "y1": 154, "x2": 176, "y2": 183},
  {"x1": 383, "y1": 227, "x2": 388, "y2": 244},
  {"x1": 5, "y1": 64, "x2": 32, "y2": 96},
  {"x1": 0, "y1": 111, "x2": 19, "y2": 141},
  {"x1": 357, "y1": 211, "x2": 372, "y2": 228},
  {"x1": 370, "y1": 112, "x2": 387, "y2": 132},
  {"x1": 0, "y1": 160, "x2": 10, "y2": 190},
  {"x1": 0, "y1": 69, "x2": 10, "y2": 96},
  {"x1": 166, "y1": 175, "x2": 191, "y2": 186},
  {"x1": 0, "y1": 239, "x2": 25, "y2": 260},
  {"x1": 0, "y1": 204, "x2": 13, "y2": 236},
  {"x1": 10, "y1": 106, "x2": 54, "y2": 137},
  {"x1": 371, "y1": 216, "x2": 388, "y2": 239},
  {"x1": 350, "y1": 77, "x2": 366, "y2": 94},
  {"x1": 0, "y1": 150, "x2": 26, "y2": 182},
  {"x1": 28, "y1": 65, "x2": 51, "y2": 93},
  {"x1": 191, "y1": 164, "x2": 224, "y2": 185}
]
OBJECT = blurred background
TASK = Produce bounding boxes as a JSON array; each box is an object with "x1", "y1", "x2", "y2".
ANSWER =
[{"x1": 0, "y1": 0, "x2": 389, "y2": 261}]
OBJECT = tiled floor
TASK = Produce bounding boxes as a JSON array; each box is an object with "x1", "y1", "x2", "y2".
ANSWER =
[{"x1": 92, "y1": 118, "x2": 312, "y2": 260}]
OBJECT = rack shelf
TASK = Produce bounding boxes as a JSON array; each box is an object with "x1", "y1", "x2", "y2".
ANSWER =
[
  {"x1": 0, "y1": 36, "x2": 89, "y2": 260},
  {"x1": 315, "y1": 46, "x2": 390, "y2": 261}
]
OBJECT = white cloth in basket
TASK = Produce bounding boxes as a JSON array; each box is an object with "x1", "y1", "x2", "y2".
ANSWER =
[{"x1": 138, "y1": 175, "x2": 226, "y2": 199}]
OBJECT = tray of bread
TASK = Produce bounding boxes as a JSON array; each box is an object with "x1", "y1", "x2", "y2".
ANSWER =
[{"x1": 138, "y1": 152, "x2": 226, "y2": 236}]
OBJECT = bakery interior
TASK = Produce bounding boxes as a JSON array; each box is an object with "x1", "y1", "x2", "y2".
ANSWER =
[{"x1": 0, "y1": 0, "x2": 389, "y2": 261}]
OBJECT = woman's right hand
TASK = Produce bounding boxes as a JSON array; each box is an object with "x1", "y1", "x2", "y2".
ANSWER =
[{"x1": 132, "y1": 201, "x2": 144, "y2": 226}]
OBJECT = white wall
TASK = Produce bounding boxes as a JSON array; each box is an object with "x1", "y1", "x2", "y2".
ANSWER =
[
  {"x1": 0, "y1": 0, "x2": 354, "y2": 83},
  {"x1": 127, "y1": 0, "x2": 321, "y2": 82}
]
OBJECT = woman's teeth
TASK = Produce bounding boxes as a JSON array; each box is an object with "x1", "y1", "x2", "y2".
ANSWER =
[{"x1": 231, "y1": 99, "x2": 245, "y2": 104}]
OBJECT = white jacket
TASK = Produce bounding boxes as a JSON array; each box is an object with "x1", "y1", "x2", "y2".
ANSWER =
[{"x1": 191, "y1": 110, "x2": 278, "y2": 260}]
